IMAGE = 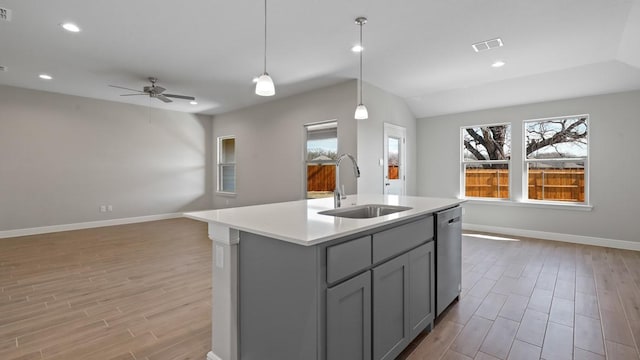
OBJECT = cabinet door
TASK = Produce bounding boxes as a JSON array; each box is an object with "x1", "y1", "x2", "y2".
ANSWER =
[
  {"x1": 327, "y1": 271, "x2": 371, "y2": 360},
  {"x1": 372, "y1": 254, "x2": 410, "y2": 360},
  {"x1": 409, "y1": 242, "x2": 435, "y2": 340}
]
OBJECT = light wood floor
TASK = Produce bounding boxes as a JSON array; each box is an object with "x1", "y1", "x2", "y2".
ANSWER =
[
  {"x1": 0, "y1": 218, "x2": 212, "y2": 360},
  {"x1": 400, "y1": 233, "x2": 640, "y2": 360},
  {"x1": 2, "y1": 220, "x2": 640, "y2": 360}
]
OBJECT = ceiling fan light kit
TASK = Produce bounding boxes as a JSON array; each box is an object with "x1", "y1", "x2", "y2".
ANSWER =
[
  {"x1": 255, "y1": 0, "x2": 275, "y2": 96},
  {"x1": 354, "y1": 16, "x2": 369, "y2": 120}
]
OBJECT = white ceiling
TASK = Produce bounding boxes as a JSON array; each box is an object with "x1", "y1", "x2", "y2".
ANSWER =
[{"x1": 1, "y1": 0, "x2": 639, "y2": 118}]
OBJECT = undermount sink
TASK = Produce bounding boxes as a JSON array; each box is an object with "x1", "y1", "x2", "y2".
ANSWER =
[{"x1": 319, "y1": 204, "x2": 413, "y2": 219}]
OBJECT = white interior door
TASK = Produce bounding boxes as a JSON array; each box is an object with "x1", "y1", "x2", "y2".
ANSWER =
[{"x1": 383, "y1": 123, "x2": 406, "y2": 195}]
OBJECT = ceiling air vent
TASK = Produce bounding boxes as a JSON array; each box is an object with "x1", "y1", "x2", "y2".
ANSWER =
[
  {"x1": 472, "y1": 37, "x2": 503, "y2": 52},
  {"x1": 0, "y1": 7, "x2": 12, "y2": 21}
]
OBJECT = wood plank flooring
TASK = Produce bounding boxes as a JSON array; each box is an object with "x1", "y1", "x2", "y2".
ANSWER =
[
  {"x1": 0, "y1": 218, "x2": 211, "y2": 360},
  {"x1": 2, "y1": 219, "x2": 640, "y2": 360},
  {"x1": 400, "y1": 233, "x2": 640, "y2": 360}
]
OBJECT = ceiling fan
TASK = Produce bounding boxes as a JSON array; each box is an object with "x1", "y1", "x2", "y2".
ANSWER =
[{"x1": 109, "y1": 77, "x2": 195, "y2": 103}]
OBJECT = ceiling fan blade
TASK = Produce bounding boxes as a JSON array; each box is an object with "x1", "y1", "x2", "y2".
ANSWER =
[
  {"x1": 109, "y1": 85, "x2": 143, "y2": 93},
  {"x1": 156, "y1": 94, "x2": 173, "y2": 103},
  {"x1": 120, "y1": 94, "x2": 148, "y2": 97},
  {"x1": 164, "y1": 94, "x2": 196, "y2": 101}
]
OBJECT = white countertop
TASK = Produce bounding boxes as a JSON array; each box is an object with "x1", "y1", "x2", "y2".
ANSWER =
[{"x1": 183, "y1": 194, "x2": 464, "y2": 246}]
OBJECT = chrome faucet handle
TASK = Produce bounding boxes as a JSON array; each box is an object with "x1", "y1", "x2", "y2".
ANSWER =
[{"x1": 334, "y1": 189, "x2": 342, "y2": 208}]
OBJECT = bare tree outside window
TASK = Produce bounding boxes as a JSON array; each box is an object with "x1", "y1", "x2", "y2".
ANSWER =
[
  {"x1": 462, "y1": 124, "x2": 511, "y2": 199},
  {"x1": 525, "y1": 117, "x2": 587, "y2": 159},
  {"x1": 525, "y1": 116, "x2": 588, "y2": 203}
]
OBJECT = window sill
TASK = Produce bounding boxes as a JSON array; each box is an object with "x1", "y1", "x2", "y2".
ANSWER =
[
  {"x1": 462, "y1": 198, "x2": 593, "y2": 211},
  {"x1": 216, "y1": 191, "x2": 237, "y2": 197}
]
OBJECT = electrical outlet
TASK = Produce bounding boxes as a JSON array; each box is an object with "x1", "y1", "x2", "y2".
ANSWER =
[
  {"x1": 99, "y1": 205, "x2": 106, "y2": 212},
  {"x1": 107, "y1": 205, "x2": 113, "y2": 212}
]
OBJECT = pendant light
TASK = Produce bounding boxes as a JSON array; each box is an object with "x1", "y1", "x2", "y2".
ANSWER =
[
  {"x1": 354, "y1": 17, "x2": 368, "y2": 120},
  {"x1": 255, "y1": 0, "x2": 275, "y2": 96}
]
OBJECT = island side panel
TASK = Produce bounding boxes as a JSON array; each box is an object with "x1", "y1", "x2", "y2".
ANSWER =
[
  {"x1": 239, "y1": 231, "x2": 320, "y2": 360},
  {"x1": 209, "y1": 224, "x2": 240, "y2": 360}
]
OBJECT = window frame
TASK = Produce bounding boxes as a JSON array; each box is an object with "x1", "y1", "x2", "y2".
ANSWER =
[
  {"x1": 522, "y1": 114, "x2": 589, "y2": 205},
  {"x1": 304, "y1": 120, "x2": 338, "y2": 199},
  {"x1": 460, "y1": 123, "x2": 512, "y2": 200},
  {"x1": 217, "y1": 135, "x2": 236, "y2": 195}
]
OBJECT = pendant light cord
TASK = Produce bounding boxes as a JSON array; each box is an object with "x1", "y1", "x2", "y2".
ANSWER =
[
  {"x1": 264, "y1": 0, "x2": 268, "y2": 74},
  {"x1": 359, "y1": 21, "x2": 363, "y2": 104}
]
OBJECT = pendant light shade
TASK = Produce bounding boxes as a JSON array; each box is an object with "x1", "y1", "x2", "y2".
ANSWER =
[
  {"x1": 354, "y1": 17, "x2": 368, "y2": 119},
  {"x1": 354, "y1": 103, "x2": 369, "y2": 120},
  {"x1": 256, "y1": 73, "x2": 275, "y2": 96},
  {"x1": 256, "y1": 0, "x2": 275, "y2": 96}
]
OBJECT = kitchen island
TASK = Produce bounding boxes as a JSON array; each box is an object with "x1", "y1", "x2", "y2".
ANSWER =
[{"x1": 184, "y1": 194, "x2": 464, "y2": 360}]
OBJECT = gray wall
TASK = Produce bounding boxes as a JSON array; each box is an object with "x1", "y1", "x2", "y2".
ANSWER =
[
  {"x1": 357, "y1": 83, "x2": 418, "y2": 195},
  {"x1": 0, "y1": 85, "x2": 213, "y2": 231},
  {"x1": 417, "y1": 90, "x2": 640, "y2": 243},
  {"x1": 211, "y1": 81, "x2": 359, "y2": 209}
]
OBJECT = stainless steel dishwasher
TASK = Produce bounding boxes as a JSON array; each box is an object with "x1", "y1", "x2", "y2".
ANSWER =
[{"x1": 435, "y1": 206, "x2": 462, "y2": 317}]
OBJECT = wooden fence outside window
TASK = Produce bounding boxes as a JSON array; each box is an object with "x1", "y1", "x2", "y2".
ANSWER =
[{"x1": 464, "y1": 168, "x2": 585, "y2": 202}]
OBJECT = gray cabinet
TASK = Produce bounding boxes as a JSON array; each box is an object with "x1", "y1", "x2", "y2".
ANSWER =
[
  {"x1": 409, "y1": 242, "x2": 435, "y2": 339},
  {"x1": 372, "y1": 242, "x2": 435, "y2": 360},
  {"x1": 326, "y1": 235, "x2": 371, "y2": 284},
  {"x1": 327, "y1": 271, "x2": 372, "y2": 360},
  {"x1": 372, "y1": 253, "x2": 410, "y2": 360}
]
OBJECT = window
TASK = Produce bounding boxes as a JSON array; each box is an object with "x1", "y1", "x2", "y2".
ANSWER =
[
  {"x1": 387, "y1": 137, "x2": 400, "y2": 180},
  {"x1": 461, "y1": 124, "x2": 511, "y2": 199},
  {"x1": 217, "y1": 136, "x2": 236, "y2": 193},
  {"x1": 305, "y1": 121, "x2": 338, "y2": 199},
  {"x1": 524, "y1": 115, "x2": 588, "y2": 203}
]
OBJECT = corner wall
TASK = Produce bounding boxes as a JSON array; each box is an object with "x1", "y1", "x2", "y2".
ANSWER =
[
  {"x1": 416, "y1": 90, "x2": 640, "y2": 244},
  {"x1": 0, "y1": 85, "x2": 213, "y2": 232}
]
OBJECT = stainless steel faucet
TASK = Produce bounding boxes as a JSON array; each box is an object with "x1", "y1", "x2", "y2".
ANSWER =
[{"x1": 334, "y1": 153, "x2": 361, "y2": 208}]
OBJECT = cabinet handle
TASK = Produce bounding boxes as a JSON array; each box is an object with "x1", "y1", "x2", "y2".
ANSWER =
[{"x1": 448, "y1": 217, "x2": 461, "y2": 224}]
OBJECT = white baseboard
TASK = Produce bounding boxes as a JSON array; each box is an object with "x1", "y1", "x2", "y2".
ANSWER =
[
  {"x1": 463, "y1": 223, "x2": 640, "y2": 251},
  {"x1": 206, "y1": 351, "x2": 222, "y2": 360},
  {"x1": 0, "y1": 213, "x2": 183, "y2": 239}
]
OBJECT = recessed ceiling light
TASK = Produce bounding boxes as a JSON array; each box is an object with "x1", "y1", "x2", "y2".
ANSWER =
[
  {"x1": 491, "y1": 61, "x2": 505, "y2": 68},
  {"x1": 351, "y1": 44, "x2": 364, "y2": 52},
  {"x1": 61, "y1": 22, "x2": 81, "y2": 32},
  {"x1": 39, "y1": 74, "x2": 53, "y2": 80},
  {"x1": 190, "y1": 101, "x2": 198, "y2": 105}
]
